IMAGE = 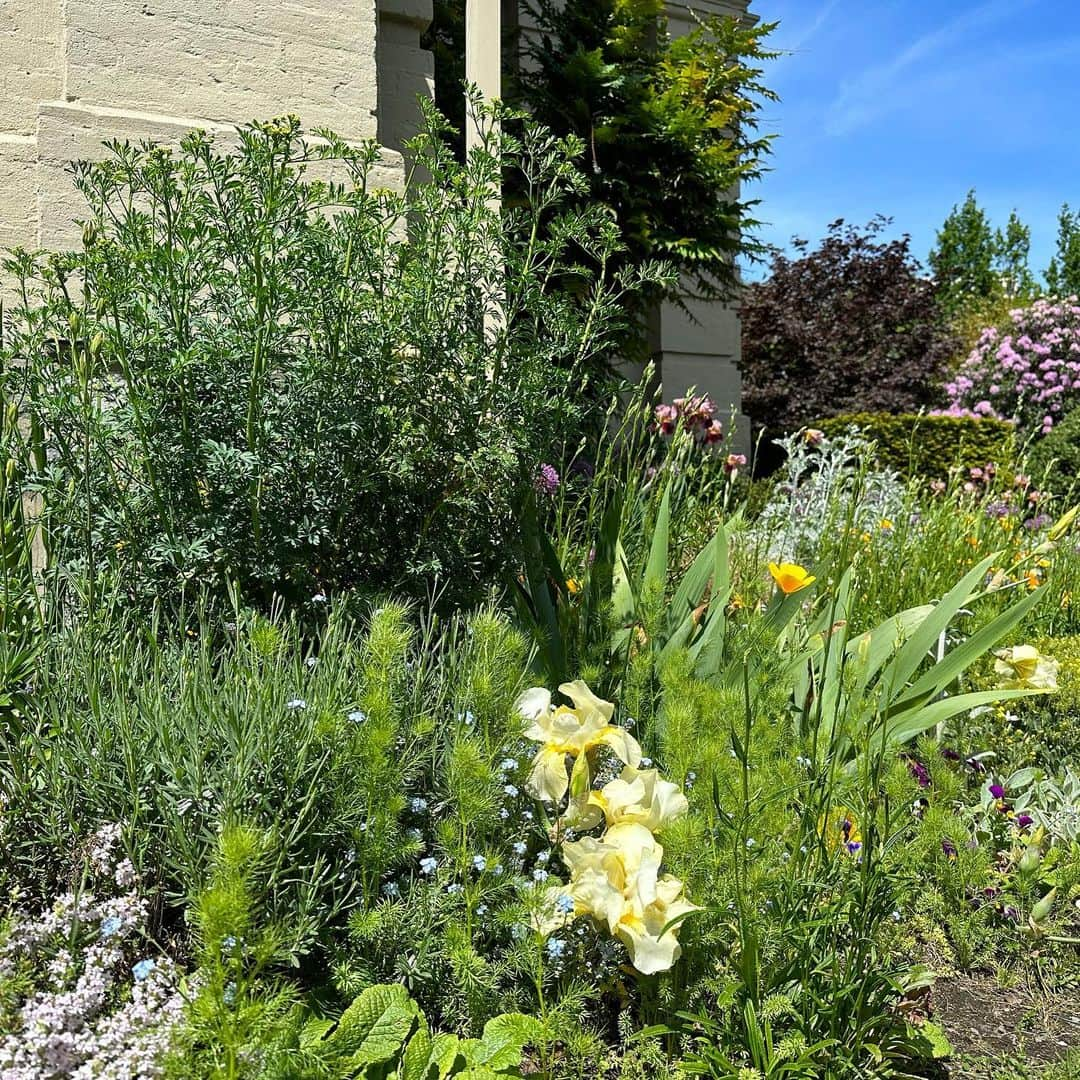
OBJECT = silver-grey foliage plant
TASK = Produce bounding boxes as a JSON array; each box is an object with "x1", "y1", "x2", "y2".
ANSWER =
[{"x1": 750, "y1": 429, "x2": 908, "y2": 564}]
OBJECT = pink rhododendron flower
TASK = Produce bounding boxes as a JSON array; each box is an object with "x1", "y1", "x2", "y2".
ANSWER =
[{"x1": 935, "y1": 297, "x2": 1080, "y2": 437}]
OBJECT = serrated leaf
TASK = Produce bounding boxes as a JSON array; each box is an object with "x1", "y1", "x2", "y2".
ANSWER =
[
  {"x1": 299, "y1": 1016, "x2": 335, "y2": 1047},
  {"x1": 328, "y1": 983, "x2": 416, "y2": 1064},
  {"x1": 430, "y1": 1033, "x2": 461, "y2": 1078},
  {"x1": 474, "y1": 1013, "x2": 544, "y2": 1070},
  {"x1": 456, "y1": 1037, "x2": 487, "y2": 1067},
  {"x1": 401, "y1": 1024, "x2": 435, "y2": 1080}
]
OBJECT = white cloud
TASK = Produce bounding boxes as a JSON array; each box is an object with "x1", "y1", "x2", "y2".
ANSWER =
[
  {"x1": 781, "y1": 0, "x2": 841, "y2": 53},
  {"x1": 825, "y1": 0, "x2": 1041, "y2": 136}
]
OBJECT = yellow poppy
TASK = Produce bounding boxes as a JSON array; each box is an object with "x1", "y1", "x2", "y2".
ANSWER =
[{"x1": 768, "y1": 562, "x2": 816, "y2": 595}]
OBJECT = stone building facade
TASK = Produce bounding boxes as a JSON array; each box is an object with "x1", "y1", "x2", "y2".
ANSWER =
[{"x1": 0, "y1": 0, "x2": 747, "y2": 430}]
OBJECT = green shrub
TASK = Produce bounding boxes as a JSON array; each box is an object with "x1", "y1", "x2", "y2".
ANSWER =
[
  {"x1": 178, "y1": 825, "x2": 543, "y2": 1077},
  {"x1": 1, "y1": 109, "x2": 649, "y2": 612},
  {"x1": 1027, "y1": 407, "x2": 1080, "y2": 497},
  {"x1": 813, "y1": 412, "x2": 1015, "y2": 479}
]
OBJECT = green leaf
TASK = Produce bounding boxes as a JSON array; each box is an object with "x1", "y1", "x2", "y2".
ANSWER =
[
  {"x1": 328, "y1": 983, "x2": 417, "y2": 1064},
  {"x1": 846, "y1": 605, "x2": 935, "y2": 693},
  {"x1": 878, "y1": 553, "x2": 997, "y2": 694},
  {"x1": 642, "y1": 482, "x2": 671, "y2": 597},
  {"x1": 456, "y1": 1038, "x2": 487, "y2": 1067},
  {"x1": 299, "y1": 1017, "x2": 335, "y2": 1047},
  {"x1": 611, "y1": 538, "x2": 637, "y2": 628},
  {"x1": 474, "y1": 1013, "x2": 544, "y2": 1070},
  {"x1": 401, "y1": 1024, "x2": 435, "y2": 1080},
  {"x1": 431, "y1": 1033, "x2": 461, "y2": 1079},
  {"x1": 880, "y1": 688, "x2": 1046, "y2": 747},
  {"x1": 667, "y1": 531, "x2": 715, "y2": 633},
  {"x1": 892, "y1": 584, "x2": 1047, "y2": 708},
  {"x1": 908, "y1": 1020, "x2": 952, "y2": 1060}
]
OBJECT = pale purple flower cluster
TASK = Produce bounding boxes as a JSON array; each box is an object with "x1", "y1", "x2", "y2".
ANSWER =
[
  {"x1": 534, "y1": 463, "x2": 560, "y2": 496},
  {"x1": 936, "y1": 297, "x2": 1080, "y2": 436},
  {"x1": 0, "y1": 826, "x2": 185, "y2": 1078}
]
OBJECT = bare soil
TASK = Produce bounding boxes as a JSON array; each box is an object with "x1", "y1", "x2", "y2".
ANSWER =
[{"x1": 930, "y1": 974, "x2": 1080, "y2": 1077}]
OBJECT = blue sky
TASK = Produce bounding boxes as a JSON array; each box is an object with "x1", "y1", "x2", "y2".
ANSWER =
[{"x1": 744, "y1": 0, "x2": 1080, "y2": 281}]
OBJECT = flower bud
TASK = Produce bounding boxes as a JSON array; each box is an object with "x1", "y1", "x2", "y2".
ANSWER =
[
  {"x1": 1030, "y1": 886, "x2": 1057, "y2": 926},
  {"x1": 1048, "y1": 504, "x2": 1079, "y2": 543},
  {"x1": 1017, "y1": 841, "x2": 1041, "y2": 877}
]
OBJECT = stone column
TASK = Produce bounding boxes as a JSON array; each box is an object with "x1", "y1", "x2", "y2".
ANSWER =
[
  {"x1": 377, "y1": 0, "x2": 435, "y2": 151},
  {"x1": 652, "y1": 0, "x2": 751, "y2": 452}
]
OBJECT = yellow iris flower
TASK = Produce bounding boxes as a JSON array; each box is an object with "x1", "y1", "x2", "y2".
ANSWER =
[
  {"x1": 994, "y1": 645, "x2": 1059, "y2": 691},
  {"x1": 518, "y1": 681, "x2": 641, "y2": 804},
  {"x1": 557, "y1": 823, "x2": 700, "y2": 974},
  {"x1": 567, "y1": 765, "x2": 689, "y2": 832},
  {"x1": 768, "y1": 562, "x2": 816, "y2": 595}
]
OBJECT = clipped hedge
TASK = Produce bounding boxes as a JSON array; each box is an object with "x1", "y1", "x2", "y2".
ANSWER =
[
  {"x1": 812, "y1": 413, "x2": 1016, "y2": 480},
  {"x1": 1027, "y1": 407, "x2": 1080, "y2": 497}
]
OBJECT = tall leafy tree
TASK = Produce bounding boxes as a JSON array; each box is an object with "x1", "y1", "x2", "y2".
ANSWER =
[
  {"x1": 1045, "y1": 203, "x2": 1080, "y2": 297},
  {"x1": 516, "y1": 0, "x2": 778, "y2": 311},
  {"x1": 425, "y1": 0, "x2": 779, "y2": 321},
  {"x1": 994, "y1": 210, "x2": 1036, "y2": 300},
  {"x1": 929, "y1": 189, "x2": 998, "y2": 315}
]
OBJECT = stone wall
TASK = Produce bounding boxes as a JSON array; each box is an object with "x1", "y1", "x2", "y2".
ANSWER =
[{"x1": 0, "y1": 0, "x2": 420, "y2": 259}]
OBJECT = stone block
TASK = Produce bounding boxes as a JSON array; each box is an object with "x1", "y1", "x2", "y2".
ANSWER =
[
  {"x1": 0, "y1": 135, "x2": 39, "y2": 253},
  {"x1": 62, "y1": 0, "x2": 379, "y2": 138},
  {"x1": 0, "y1": 0, "x2": 63, "y2": 137}
]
